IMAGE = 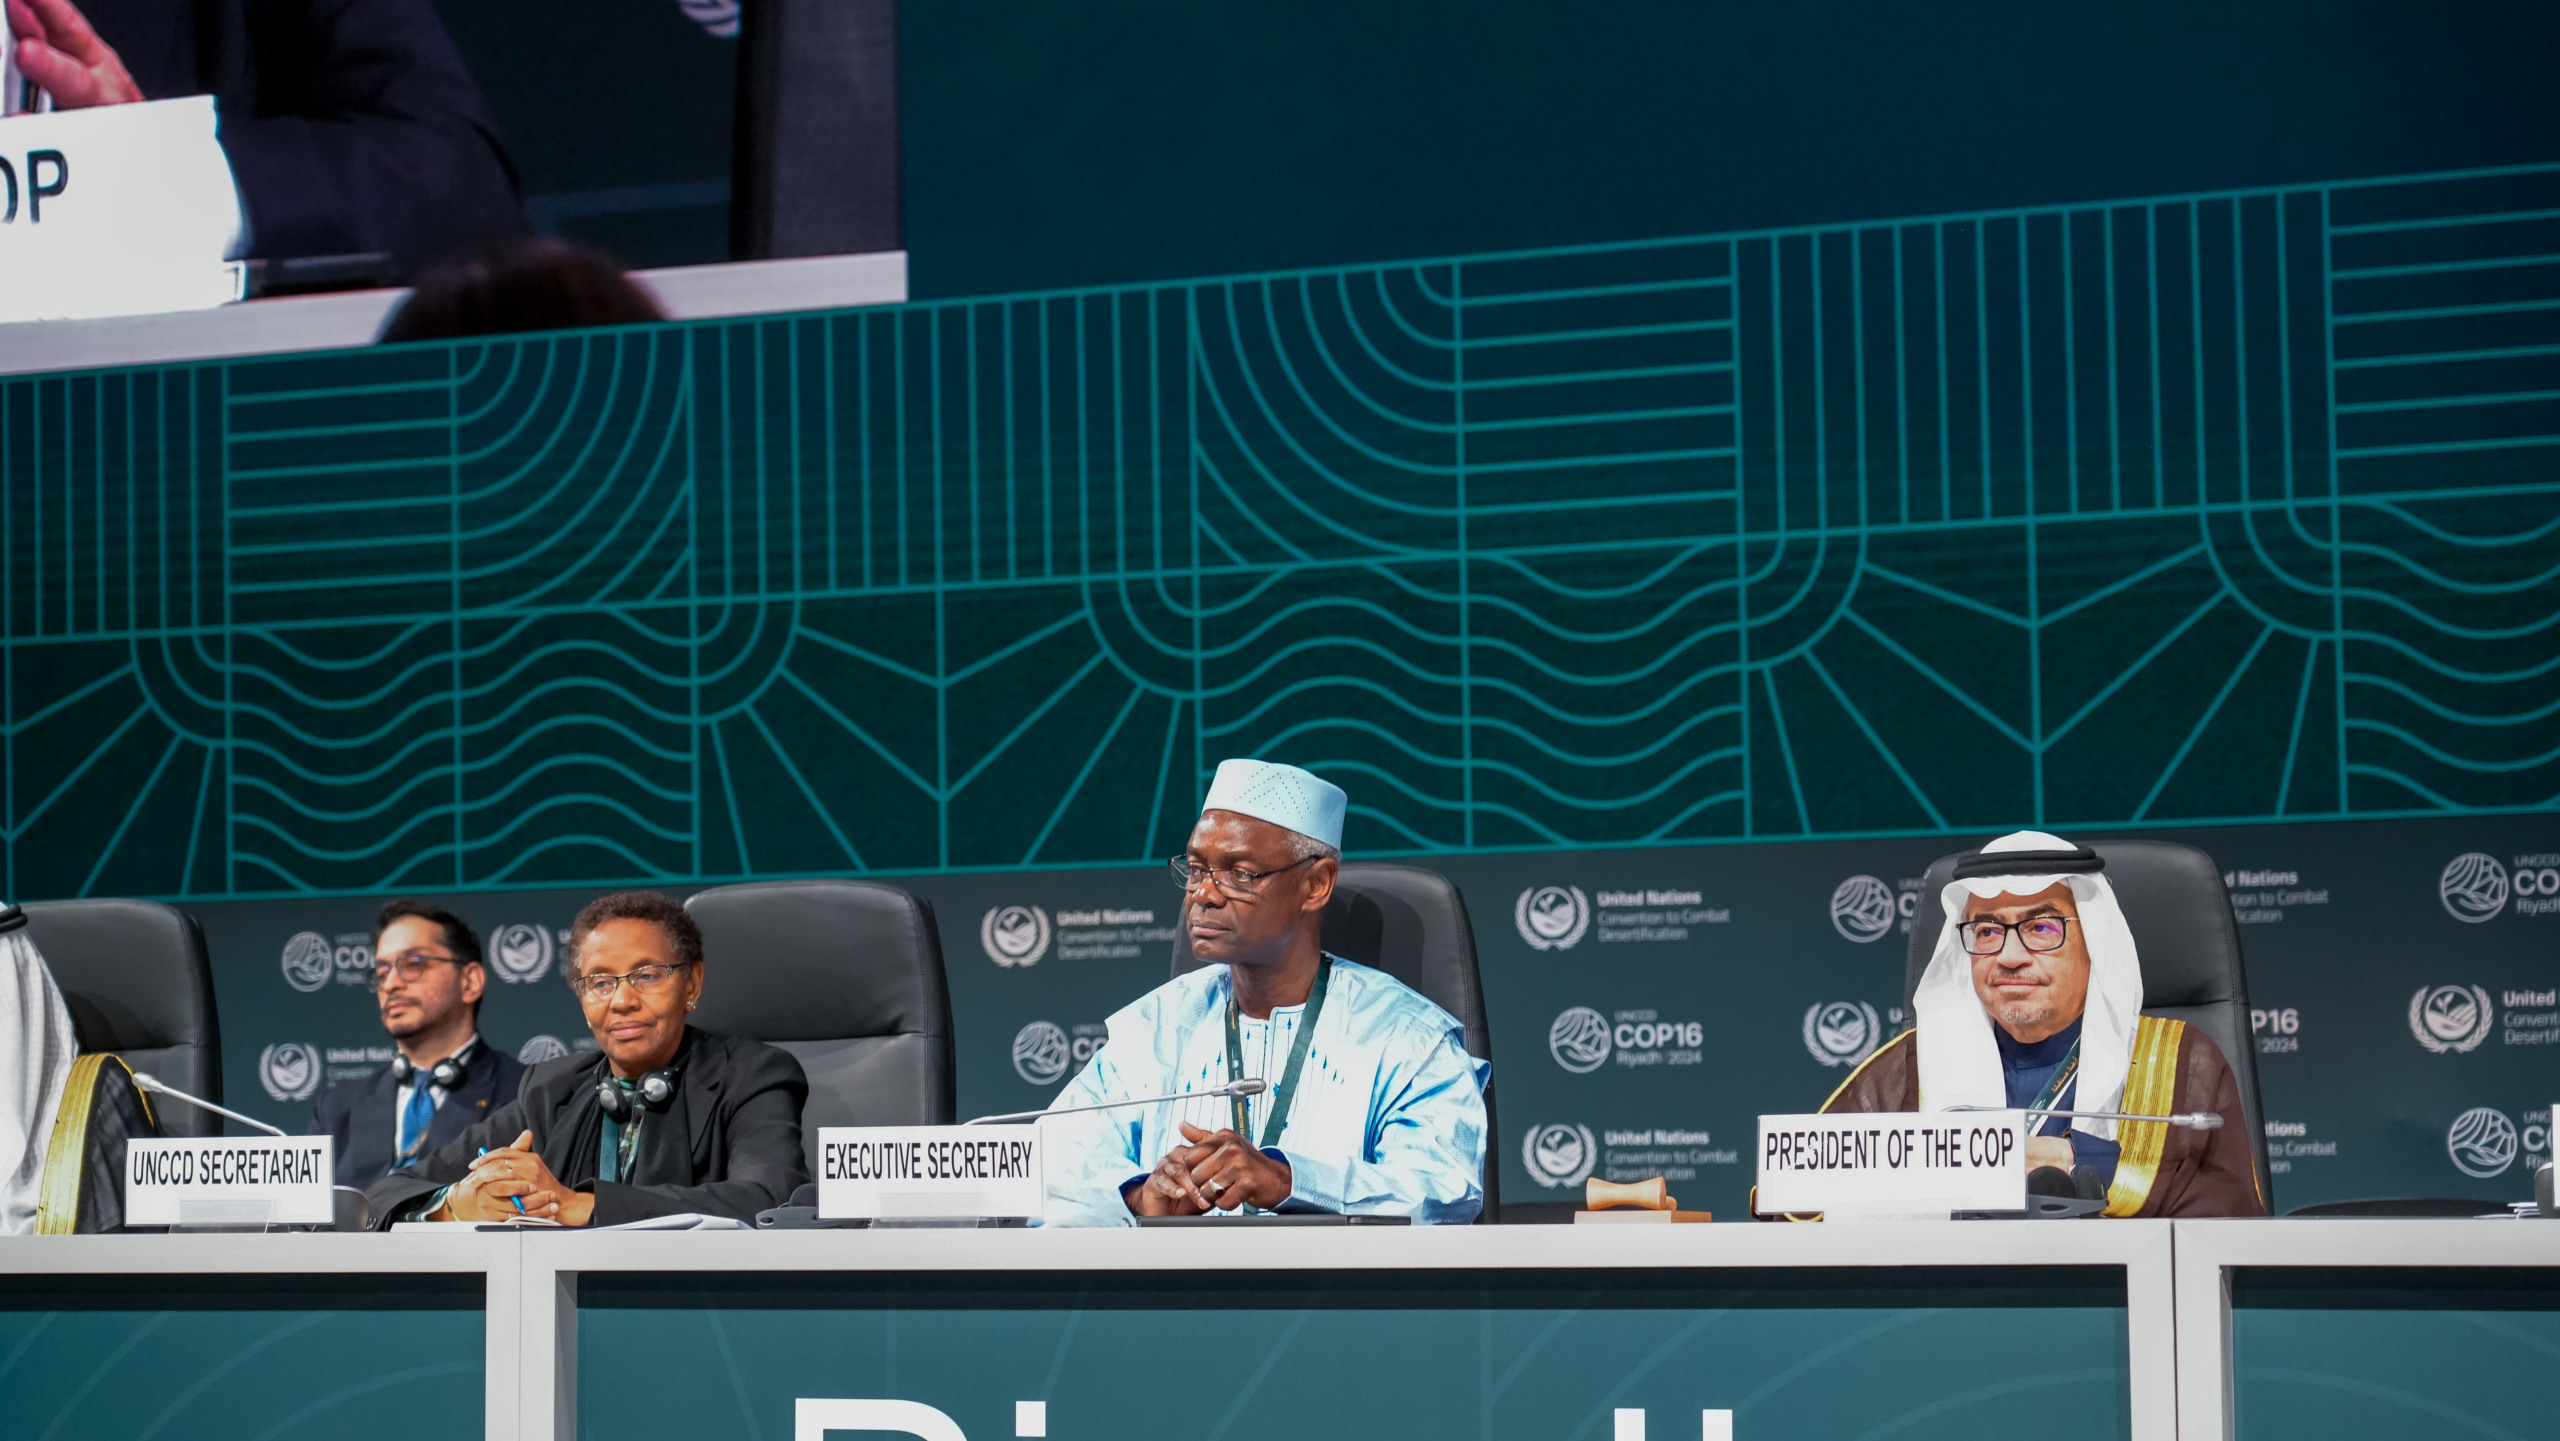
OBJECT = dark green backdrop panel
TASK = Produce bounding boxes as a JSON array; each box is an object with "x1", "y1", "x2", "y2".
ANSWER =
[{"x1": 192, "y1": 812, "x2": 2558, "y2": 1216}]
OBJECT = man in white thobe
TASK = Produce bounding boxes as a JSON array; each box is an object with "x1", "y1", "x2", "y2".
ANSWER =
[{"x1": 1040, "y1": 760, "x2": 1489, "y2": 1226}]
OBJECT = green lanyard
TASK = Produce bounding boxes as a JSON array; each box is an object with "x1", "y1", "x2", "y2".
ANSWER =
[
  {"x1": 599, "y1": 1084, "x2": 643, "y2": 1184},
  {"x1": 2026, "y1": 1038, "x2": 2082, "y2": 1139},
  {"x1": 1224, "y1": 956, "x2": 1333, "y2": 1148}
]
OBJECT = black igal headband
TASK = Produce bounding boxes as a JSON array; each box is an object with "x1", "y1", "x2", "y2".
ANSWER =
[{"x1": 1951, "y1": 846, "x2": 2104, "y2": 880}]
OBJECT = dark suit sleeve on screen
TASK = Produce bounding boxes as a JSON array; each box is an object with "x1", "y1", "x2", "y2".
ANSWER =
[{"x1": 216, "y1": 0, "x2": 521, "y2": 268}]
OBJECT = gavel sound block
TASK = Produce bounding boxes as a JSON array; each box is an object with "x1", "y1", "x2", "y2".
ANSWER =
[{"x1": 1575, "y1": 1175, "x2": 1711, "y2": 1224}]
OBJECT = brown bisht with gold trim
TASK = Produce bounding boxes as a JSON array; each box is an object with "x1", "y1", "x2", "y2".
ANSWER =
[
  {"x1": 1808, "y1": 1018, "x2": 2264, "y2": 1217},
  {"x1": 33, "y1": 1055, "x2": 161, "y2": 1234}
]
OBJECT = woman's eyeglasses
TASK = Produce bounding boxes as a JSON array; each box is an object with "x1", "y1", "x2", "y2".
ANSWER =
[{"x1": 567, "y1": 961, "x2": 695, "y2": 1004}]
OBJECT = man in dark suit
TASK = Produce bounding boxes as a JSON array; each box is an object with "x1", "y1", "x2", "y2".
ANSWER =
[
  {"x1": 310, "y1": 899, "x2": 526, "y2": 1190},
  {"x1": 5, "y1": 0, "x2": 520, "y2": 272}
]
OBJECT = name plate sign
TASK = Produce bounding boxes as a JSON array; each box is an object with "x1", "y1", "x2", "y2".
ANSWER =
[
  {"x1": 816, "y1": 1126, "x2": 1043, "y2": 1220},
  {"x1": 1756, "y1": 1111, "x2": 2025, "y2": 1217},
  {"x1": 0, "y1": 95, "x2": 244, "y2": 323},
  {"x1": 124, "y1": 1136, "x2": 334, "y2": 1226}
]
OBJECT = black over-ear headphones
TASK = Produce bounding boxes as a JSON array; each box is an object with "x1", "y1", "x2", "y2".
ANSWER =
[
  {"x1": 595, "y1": 1066, "x2": 680, "y2": 1122},
  {"x1": 390, "y1": 1052, "x2": 468, "y2": 1091}
]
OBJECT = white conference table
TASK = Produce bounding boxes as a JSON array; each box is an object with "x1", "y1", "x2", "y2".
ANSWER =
[
  {"x1": 2, "y1": 1219, "x2": 2551, "y2": 1441},
  {"x1": 0, "y1": 249, "x2": 908, "y2": 377}
]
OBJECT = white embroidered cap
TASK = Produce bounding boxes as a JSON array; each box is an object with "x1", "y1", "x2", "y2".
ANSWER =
[{"x1": 1200, "y1": 759, "x2": 1346, "y2": 850}]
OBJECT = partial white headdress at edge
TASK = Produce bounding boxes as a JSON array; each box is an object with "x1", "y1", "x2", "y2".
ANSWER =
[
  {"x1": 1910, "y1": 830, "x2": 2146, "y2": 1141},
  {"x1": 1, "y1": 915, "x2": 77, "y2": 1235}
]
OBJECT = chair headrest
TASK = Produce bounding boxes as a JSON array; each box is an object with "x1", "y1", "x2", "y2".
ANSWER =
[
  {"x1": 21, "y1": 899, "x2": 214, "y2": 1054},
  {"x1": 685, "y1": 880, "x2": 952, "y2": 1043}
]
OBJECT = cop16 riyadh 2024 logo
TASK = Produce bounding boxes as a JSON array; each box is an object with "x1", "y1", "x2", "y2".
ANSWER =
[
  {"x1": 2443, "y1": 1106, "x2": 2553, "y2": 1180},
  {"x1": 1544, "y1": 1007, "x2": 1704, "y2": 1073},
  {"x1": 1010, "y1": 1020, "x2": 1107, "y2": 1084},
  {"x1": 2440, "y1": 851, "x2": 2560, "y2": 923},
  {"x1": 279, "y1": 931, "x2": 372, "y2": 992},
  {"x1": 1827, "y1": 875, "x2": 1903, "y2": 943}
]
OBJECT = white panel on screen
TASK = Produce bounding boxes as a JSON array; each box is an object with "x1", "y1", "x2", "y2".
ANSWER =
[{"x1": 0, "y1": 97, "x2": 243, "y2": 323}]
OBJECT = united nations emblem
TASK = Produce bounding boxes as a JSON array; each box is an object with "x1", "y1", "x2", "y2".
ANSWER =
[
  {"x1": 2408, "y1": 985, "x2": 2495, "y2": 1054},
  {"x1": 488, "y1": 923, "x2": 554, "y2": 983},
  {"x1": 981, "y1": 905, "x2": 1053, "y2": 967},
  {"x1": 259, "y1": 1042, "x2": 321, "y2": 1103},
  {"x1": 2439, "y1": 853, "x2": 2509, "y2": 923},
  {"x1": 517, "y1": 1035, "x2": 571, "y2": 1065},
  {"x1": 1522, "y1": 1122, "x2": 1598, "y2": 1189},
  {"x1": 1513, "y1": 886, "x2": 1590, "y2": 951},
  {"x1": 279, "y1": 932, "x2": 335, "y2": 993},
  {"x1": 1012, "y1": 1021, "x2": 1072, "y2": 1085},
  {"x1": 1802, "y1": 1001, "x2": 1883, "y2": 1067},
  {"x1": 1829, "y1": 876, "x2": 1897, "y2": 943},
  {"x1": 2446, "y1": 1106, "x2": 2519, "y2": 1178},
  {"x1": 1547, "y1": 1007, "x2": 1611, "y2": 1073}
]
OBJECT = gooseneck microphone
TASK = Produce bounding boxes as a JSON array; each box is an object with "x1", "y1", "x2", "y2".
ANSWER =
[
  {"x1": 964, "y1": 1079, "x2": 1268, "y2": 1126},
  {"x1": 1947, "y1": 1104, "x2": 2225, "y2": 1131},
  {"x1": 132, "y1": 1073, "x2": 290, "y2": 1138}
]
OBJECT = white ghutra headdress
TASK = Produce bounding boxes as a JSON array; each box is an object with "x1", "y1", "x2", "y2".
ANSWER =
[{"x1": 1910, "y1": 831, "x2": 2147, "y2": 1141}]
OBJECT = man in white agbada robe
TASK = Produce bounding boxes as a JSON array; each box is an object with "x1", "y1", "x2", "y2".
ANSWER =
[
  {"x1": 1040, "y1": 760, "x2": 1490, "y2": 1226},
  {"x1": 3, "y1": 920, "x2": 81, "y2": 1235}
]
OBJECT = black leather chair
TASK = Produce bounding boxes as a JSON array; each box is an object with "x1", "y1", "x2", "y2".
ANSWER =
[
  {"x1": 685, "y1": 880, "x2": 957, "y2": 1174},
  {"x1": 20, "y1": 899, "x2": 223, "y2": 1137},
  {"x1": 1901, "y1": 839, "x2": 2270, "y2": 1191},
  {"x1": 1173, "y1": 862, "x2": 1501, "y2": 1222}
]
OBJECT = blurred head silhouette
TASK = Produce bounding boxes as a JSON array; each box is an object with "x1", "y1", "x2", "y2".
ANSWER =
[{"x1": 379, "y1": 238, "x2": 664, "y2": 343}]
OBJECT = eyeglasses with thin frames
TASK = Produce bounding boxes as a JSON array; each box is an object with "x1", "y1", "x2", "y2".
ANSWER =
[
  {"x1": 567, "y1": 961, "x2": 695, "y2": 1004},
  {"x1": 369, "y1": 950, "x2": 462, "y2": 990},
  {"x1": 1167, "y1": 854, "x2": 1315, "y2": 900}
]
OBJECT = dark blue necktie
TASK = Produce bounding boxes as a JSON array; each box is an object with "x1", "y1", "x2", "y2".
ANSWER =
[{"x1": 399, "y1": 1078, "x2": 436, "y2": 1160}]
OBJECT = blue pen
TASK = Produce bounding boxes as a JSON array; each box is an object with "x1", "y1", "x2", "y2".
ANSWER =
[{"x1": 477, "y1": 1147, "x2": 528, "y2": 1212}]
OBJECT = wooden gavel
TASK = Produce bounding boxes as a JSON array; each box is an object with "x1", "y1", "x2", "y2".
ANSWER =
[{"x1": 1585, "y1": 1176, "x2": 1674, "y2": 1211}]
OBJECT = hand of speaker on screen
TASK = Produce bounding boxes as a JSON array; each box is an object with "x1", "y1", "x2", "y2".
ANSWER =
[{"x1": 5, "y1": 0, "x2": 144, "y2": 109}]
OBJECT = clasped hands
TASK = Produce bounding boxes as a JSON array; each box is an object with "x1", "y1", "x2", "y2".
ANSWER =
[
  {"x1": 1128, "y1": 1121, "x2": 1293, "y2": 1217},
  {"x1": 435, "y1": 1129, "x2": 597, "y2": 1226}
]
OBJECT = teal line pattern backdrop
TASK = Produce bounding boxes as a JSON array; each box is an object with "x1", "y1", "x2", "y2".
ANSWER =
[{"x1": 1, "y1": 163, "x2": 2554, "y2": 900}]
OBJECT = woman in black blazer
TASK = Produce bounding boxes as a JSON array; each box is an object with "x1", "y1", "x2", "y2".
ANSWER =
[{"x1": 367, "y1": 890, "x2": 807, "y2": 1227}]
